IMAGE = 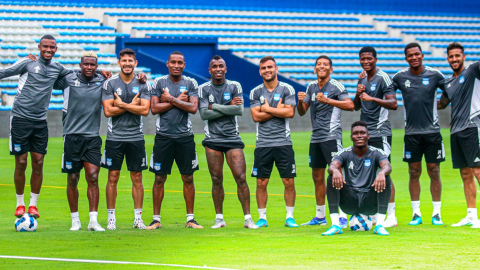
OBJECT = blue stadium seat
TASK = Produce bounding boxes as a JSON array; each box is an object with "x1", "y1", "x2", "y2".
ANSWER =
[
  {"x1": 402, "y1": 30, "x2": 480, "y2": 36},
  {"x1": 228, "y1": 42, "x2": 404, "y2": 48},
  {"x1": 135, "y1": 26, "x2": 388, "y2": 34},
  {"x1": 375, "y1": 18, "x2": 480, "y2": 24},
  {"x1": 390, "y1": 24, "x2": 480, "y2": 30},
  {"x1": 42, "y1": 25, "x2": 115, "y2": 30},
  {"x1": 0, "y1": 9, "x2": 83, "y2": 15},
  {"x1": 33, "y1": 39, "x2": 115, "y2": 44},
  {"x1": 0, "y1": 16, "x2": 98, "y2": 22}
]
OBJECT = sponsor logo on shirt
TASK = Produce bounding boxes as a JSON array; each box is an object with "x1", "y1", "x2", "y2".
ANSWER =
[
  {"x1": 223, "y1": 92, "x2": 231, "y2": 101},
  {"x1": 311, "y1": 94, "x2": 316, "y2": 102},
  {"x1": 252, "y1": 168, "x2": 258, "y2": 176},
  {"x1": 154, "y1": 163, "x2": 161, "y2": 171},
  {"x1": 273, "y1": 93, "x2": 281, "y2": 101},
  {"x1": 34, "y1": 66, "x2": 40, "y2": 73},
  {"x1": 370, "y1": 83, "x2": 377, "y2": 91},
  {"x1": 14, "y1": 144, "x2": 21, "y2": 152},
  {"x1": 405, "y1": 80, "x2": 411, "y2": 88},
  {"x1": 74, "y1": 79, "x2": 80, "y2": 87},
  {"x1": 364, "y1": 159, "x2": 371, "y2": 167},
  {"x1": 132, "y1": 87, "x2": 139, "y2": 94},
  {"x1": 65, "y1": 162, "x2": 72, "y2": 170},
  {"x1": 115, "y1": 88, "x2": 122, "y2": 96},
  {"x1": 405, "y1": 151, "x2": 412, "y2": 159},
  {"x1": 422, "y1": 78, "x2": 430, "y2": 86},
  {"x1": 180, "y1": 86, "x2": 187, "y2": 93},
  {"x1": 260, "y1": 96, "x2": 265, "y2": 104},
  {"x1": 209, "y1": 94, "x2": 214, "y2": 103},
  {"x1": 447, "y1": 83, "x2": 451, "y2": 88},
  {"x1": 348, "y1": 161, "x2": 354, "y2": 170},
  {"x1": 459, "y1": 75, "x2": 465, "y2": 84},
  {"x1": 164, "y1": 87, "x2": 170, "y2": 93},
  {"x1": 106, "y1": 158, "x2": 112, "y2": 166}
]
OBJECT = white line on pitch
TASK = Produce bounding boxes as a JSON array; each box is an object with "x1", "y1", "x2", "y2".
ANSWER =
[{"x1": 0, "y1": 255, "x2": 240, "y2": 270}]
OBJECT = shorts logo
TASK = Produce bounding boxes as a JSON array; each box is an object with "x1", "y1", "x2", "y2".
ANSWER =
[
  {"x1": 260, "y1": 96, "x2": 265, "y2": 104},
  {"x1": 115, "y1": 88, "x2": 122, "y2": 96},
  {"x1": 309, "y1": 155, "x2": 311, "y2": 164},
  {"x1": 370, "y1": 83, "x2": 377, "y2": 91},
  {"x1": 142, "y1": 158, "x2": 146, "y2": 167},
  {"x1": 292, "y1": 164, "x2": 296, "y2": 173},
  {"x1": 223, "y1": 92, "x2": 231, "y2": 101},
  {"x1": 192, "y1": 158, "x2": 198, "y2": 169},
  {"x1": 14, "y1": 144, "x2": 21, "y2": 152},
  {"x1": 65, "y1": 162, "x2": 72, "y2": 170},
  {"x1": 273, "y1": 93, "x2": 281, "y2": 101},
  {"x1": 474, "y1": 157, "x2": 480, "y2": 162},
  {"x1": 106, "y1": 158, "x2": 112, "y2": 166},
  {"x1": 459, "y1": 76, "x2": 465, "y2": 84},
  {"x1": 154, "y1": 163, "x2": 161, "y2": 171},
  {"x1": 74, "y1": 79, "x2": 80, "y2": 87},
  {"x1": 132, "y1": 87, "x2": 139, "y2": 94},
  {"x1": 405, "y1": 80, "x2": 411, "y2": 88},
  {"x1": 209, "y1": 94, "x2": 214, "y2": 103},
  {"x1": 437, "y1": 150, "x2": 442, "y2": 159},
  {"x1": 422, "y1": 78, "x2": 430, "y2": 86},
  {"x1": 252, "y1": 168, "x2": 258, "y2": 176},
  {"x1": 180, "y1": 86, "x2": 187, "y2": 93},
  {"x1": 364, "y1": 159, "x2": 371, "y2": 167},
  {"x1": 405, "y1": 151, "x2": 412, "y2": 159}
]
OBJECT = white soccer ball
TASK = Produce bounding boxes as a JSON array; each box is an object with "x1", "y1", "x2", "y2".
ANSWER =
[
  {"x1": 15, "y1": 214, "x2": 38, "y2": 232},
  {"x1": 349, "y1": 214, "x2": 372, "y2": 231}
]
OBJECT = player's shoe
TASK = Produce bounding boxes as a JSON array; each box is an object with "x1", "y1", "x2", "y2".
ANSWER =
[
  {"x1": 321, "y1": 225, "x2": 343, "y2": 236},
  {"x1": 301, "y1": 217, "x2": 327, "y2": 226},
  {"x1": 339, "y1": 217, "x2": 348, "y2": 228},
  {"x1": 70, "y1": 221, "x2": 82, "y2": 231},
  {"x1": 285, "y1": 217, "x2": 299, "y2": 228},
  {"x1": 88, "y1": 221, "x2": 105, "y2": 231},
  {"x1": 27, "y1": 206, "x2": 40, "y2": 219},
  {"x1": 14, "y1": 205, "x2": 25, "y2": 217},
  {"x1": 383, "y1": 216, "x2": 398, "y2": 228},
  {"x1": 373, "y1": 225, "x2": 390, "y2": 236},
  {"x1": 185, "y1": 219, "x2": 204, "y2": 229},
  {"x1": 211, "y1": 219, "x2": 226, "y2": 229},
  {"x1": 431, "y1": 214, "x2": 444, "y2": 225},
  {"x1": 146, "y1": 220, "x2": 162, "y2": 230},
  {"x1": 107, "y1": 219, "x2": 116, "y2": 230},
  {"x1": 244, "y1": 218, "x2": 259, "y2": 229},
  {"x1": 471, "y1": 220, "x2": 480, "y2": 229},
  {"x1": 255, "y1": 218, "x2": 269, "y2": 227},
  {"x1": 133, "y1": 218, "x2": 146, "y2": 229},
  {"x1": 451, "y1": 216, "x2": 477, "y2": 227},
  {"x1": 408, "y1": 214, "x2": 423, "y2": 225}
]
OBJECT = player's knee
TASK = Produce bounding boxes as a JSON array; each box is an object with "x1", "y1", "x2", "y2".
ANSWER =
[
  {"x1": 408, "y1": 167, "x2": 421, "y2": 179},
  {"x1": 427, "y1": 165, "x2": 440, "y2": 178},
  {"x1": 107, "y1": 172, "x2": 120, "y2": 185},
  {"x1": 312, "y1": 175, "x2": 325, "y2": 185},
  {"x1": 67, "y1": 173, "x2": 80, "y2": 187},
  {"x1": 283, "y1": 178, "x2": 295, "y2": 189},
  {"x1": 16, "y1": 158, "x2": 28, "y2": 170},
  {"x1": 256, "y1": 178, "x2": 268, "y2": 189},
  {"x1": 154, "y1": 175, "x2": 167, "y2": 185},
  {"x1": 31, "y1": 158, "x2": 44, "y2": 172},
  {"x1": 182, "y1": 174, "x2": 194, "y2": 185}
]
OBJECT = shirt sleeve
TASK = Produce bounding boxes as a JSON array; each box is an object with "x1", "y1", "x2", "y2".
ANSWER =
[
  {"x1": 250, "y1": 88, "x2": 261, "y2": 108},
  {"x1": 471, "y1": 62, "x2": 480, "y2": 80},
  {"x1": 188, "y1": 79, "x2": 199, "y2": 98},
  {"x1": 336, "y1": 84, "x2": 350, "y2": 100},
  {"x1": 102, "y1": 79, "x2": 115, "y2": 101},
  {"x1": 436, "y1": 70, "x2": 446, "y2": 91},
  {"x1": 198, "y1": 84, "x2": 209, "y2": 109},
  {"x1": 233, "y1": 82, "x2": 243, "y2": 100},
  {"x1": 284, "y1": 85, "x2": 296, "y2": 106},
  {"x1": 140, "y1": 82, "x2": 151, "y2": 100},
  {"x1": 58, "y1": 63, "x2": 72, "y2": 78},
  {"x1": 381, "y1": 75, "x2": 395, "y2": 96},
  {"x1": 304, "y1": 84, "x2": 312, "y2": 105},
  {"x1": 0, "y1": 58, "x2": 31, "y2": 79},
  {"x1": 375, "y1": 149, "x2": 389, "y2": 166},
  {"x1": 53, "y1": 74, "x2": 68, "y2": 90},
  {"x1": 332, "y1": 150, "x2": 346, "y2": 167}
]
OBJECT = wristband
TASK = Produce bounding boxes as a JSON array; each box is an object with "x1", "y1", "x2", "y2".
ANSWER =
[{"x1": 169, "y1": 96, "x2": 174, "y2": 103}]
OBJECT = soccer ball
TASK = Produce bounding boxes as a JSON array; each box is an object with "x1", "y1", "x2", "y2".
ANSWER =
[
  {"x1": 349, "y1": 214, "x2": 372, "y2": 231},
  {"x1": 15, "y1": 214, "x2": 38, "y2": 232}
]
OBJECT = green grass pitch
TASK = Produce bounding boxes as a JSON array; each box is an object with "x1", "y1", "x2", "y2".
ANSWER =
[{"x1": 0, "y1": 129, "x2": 479, "y2": 269}]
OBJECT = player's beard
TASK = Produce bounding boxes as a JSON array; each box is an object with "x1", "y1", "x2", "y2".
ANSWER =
[
  {"x1": 450, "y1": 62, "x2": 464, "y2": 73},
  {"x1": 263, "y1": 73, "x2": 277, "y2": 82}
]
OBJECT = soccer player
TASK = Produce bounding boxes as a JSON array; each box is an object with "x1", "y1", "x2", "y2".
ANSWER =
[
  {"x1": 387, "y1": 43, "x2": 446, "y2": 226},
  {"x1": 354, "y1": 46, "x2": 398, "y2": 227},
  {"x1": 438, "y1": 42, "x2": 480, "y2": 228},
  {"x1": 297, "y1": 55, "x2": 354, "y2": 227},
  {"x1": 198, "y1": 55, "x2": 258, "y2": 229},
  {"x1": 250, "y1": 56, "x2": 298, "y2": 228},
  {"x1": 322, "y1": 121, "x2": 392, "y2": 236},
  {"x1": 147, "y1": 51, "x2": 203, "y2": 229},
  {"x1": 102, "y1": 48, "x2": 151, "y2": 230}
]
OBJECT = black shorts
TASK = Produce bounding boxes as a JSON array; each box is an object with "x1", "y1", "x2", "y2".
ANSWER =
[
  {"x1": 62, "y1": 135, "x2": 102, "y2": 173},
  {"x1": 202, "y1": 140, "x2": 245, "y2": 153},
  {"x1": 309, "y1": 140, "x2": 342, "y2": 168},
  {"x1": 403, "y1": 133, "x2": 445, "y2": 163},
  {"x1": 9, "y1": 116, "x2": 48, "y2": 155},
  {"x1": 338, "y1": 186, "x2": 380, "y2": 216},
  {"x1": 451, "y1": 127, "x2": 480, "y2": 169},
  {"x1": 251, "y1": 146, "x2": 296, "y2": 178},
  {"x1": 101, "y1": 140, "x2": 148, "y2": 172},
  {"x1": 149, "y1": 135, "x2": 199, "y2": 175},
  {"x1": 369, "y1": 136, "x2": 392, "y2": 161}
]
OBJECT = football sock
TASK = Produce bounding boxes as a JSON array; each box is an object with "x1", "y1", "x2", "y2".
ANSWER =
[
  {"x1": 387, "y1": 203, "x2": 396, "y2": 218},
  {"x1": 432, "y1": 201, "x2": 441, "y2": 217},
  {"x1": 16, "y1": 194, "x2": 24, "y2": 207},
  {"x1": 216, "y1": 214, "x2": 224, "y2": 220},
  {"x1": 107, "y1": 209, "x2": 115, "y2": 220},
  {"x1": 258, "y1": 208, "x2": 266, "y2": 220},
  {"x1": 467, "y1": 208, "x2": 477, "y2": 219},
  {"x1": 71, "y1": 212, "x2": 80, "y2": 223},
  {"x1": 286, "y1": 206, "x2": 295, "y2": 219},
  {"x1": 29, "y1": 192, "x2": 39, "y2": 207},
  {"x1": 186, "y1": 214, "x2": 194, "y2": 222},
  {"x1": 411, "y1": 201, "x2": 421, "y2": 217},
  {"x1": 244, "y1": 214, "x2": 252, "y2": 221},
  {"x1": 376, "y1": 214, "x2": 386, "y2": 226},
  {"x1": 316, "y1": 205, "x2": 326, "y2": 219},
  {"x1": 330, "y1": 213, "x2": 339, "y2": 226},
  {"x1": 153, "y1": 215, "x2": 161, "y2": 222},
  {"x1": 89, "y1": 211, "x2": 98, "y2": 223},
  {"x1": 134, "y1": 208, "x2": 142, "y2": 219}
]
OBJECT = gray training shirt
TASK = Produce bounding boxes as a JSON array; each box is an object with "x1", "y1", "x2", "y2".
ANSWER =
[
  {"x1": 442, "y1": 62, "x2": 480, "y2": 135},
  {"x1": 333, "y1": 146, "x2": 388, "y2": 189},
  {"x1": 389, "y1": 66, "x2": 445, "y2": 135},
  {"x1": 54, "y1": 71, "x2": 105, "y2": 137},
  {"x1": 357, "y1": 69, "x2": 395, "y2": 137},
  {"x1": 151, "y1": 75, "x2": 199, "y2": 138},
  {"x1": 102, "y1": 74, "x2": 151, "y2": 141},
  {"x1": 199, "y1": 80, "x2": 243, "y2": 143},
  {"x1": 304, "y1": 78, "x2": 350, "y2": 143},
  {"x1": 0, "y1": 57, "x2": 70, "y2": 121},
  {"x1": 250, "y1": 81, "x2": 296, "y2": 148}
]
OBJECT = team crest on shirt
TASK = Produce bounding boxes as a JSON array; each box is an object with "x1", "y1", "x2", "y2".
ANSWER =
[
  {"x1": 106, "y1": 158, "x2": 112, "y2": 166},
  {"x1": 154, "y1": 163, "x2": 161, "y2": 171},
  {"x1": 115, "y1": 88, "x2": 122, "y2": 96},
  {"x1": 260, "y1": 96, "x2": 265, "y2": 104},
  {"x1": 95, "y1": 82, "x2": 101, "y2": 86},
  {"x1": 65, "y1": 162, "x2": 72, "y2": 170},
  {"x1": 370, "y1": 83, "x2": 377, "y2": 91},
  {"x1": 459, "y1": 76, "x2": 465, "y2": 84},
  {"x1": 273, "y1": 93, "x2": 281, "y2": 101},
  {"x1": 209, "y1": 94, "x2": 214, "y2": 103},
  {"x1": 364, "y1": 159, "x2": 371, "y2": 167},
  {"x1": 180, "y1": 86, "x2": 187, "y2": 93},
  {"x1": 324, "y1": 91, "x2": 329, "y2": 98},
  {"x1": 223, "y1": 92, "x2": 231, "y2": 101},
  {"x1": 74, "y1": 79, "x2": 80, "y2": 87},
  {"x1": 252, "y1": 168, "x2": 258, "y2": 176},
  {"x1": 14, "y1": 144, "x2": 21, "y2": 152},
  {"x1": 405, "y1": 80, "x2": 411, "y2": 88},
  {"x1": 405, "y1": 151, "x2": 412, "y2": 159},
  {"x1": 422, "y1": 78, "x2": 430, "y2": 86},
  {"x1": 132, "y1": 87, "x2": 139, "y2": 94}
]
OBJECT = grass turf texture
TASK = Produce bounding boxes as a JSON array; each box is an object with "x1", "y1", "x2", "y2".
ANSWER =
[{"x1": 0, "y1": 129, "x2": 479, "y2": 269}]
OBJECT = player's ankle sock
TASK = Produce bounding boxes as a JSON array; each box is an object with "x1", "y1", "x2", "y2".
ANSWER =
[
  {"x1": 330, "y1": 213, "x2": 339, "y2": 226},
  {"x1": 432, "y1": 201, "x2": 441, "y2": 217},
  {"x1": 186, "y1": 214, "x2": 194, "y2": 222},
  {"x1": 258, "y1": 208, "x2": 266, "y2": 220},
  {"x1": 134, "y1": 208, "x2": 142, "y2": 219},
  {"x1": 216, "y1": 214, "x2": 224, "y2": 220},
  {"x1": 153, "y1": 215, "x2": 161, "y2": 222},
  {"x1": 16, "y1": 194, "x2": 24, "y2": 207},
  {"x1": 387, "y1": 203, "x2": 396, "y2": 218},
  {"x1": 286, "y1": 206, "x2": 295, "y2": 219},
  {"x1": 411, "y1": 201, "x2": 421, "y2": 216},
  {"x1": 316, "y1": 205, "x2": 326, "y2": 219},
  {"x1": 376, "y1": 214, "x2": 386, "y2": 226},
  {"x1": 107, "y1": 209, "x2": 115, "y2": 220},
  {"x1": 89, "y1": 211, "x2": 98, "y2": 223},
  {"x1": 339, "y1": 209, "x2": 347, "y2": 219},
  {"x1": 71, "y1": 212, "x2": 80, "y2": 223},
  {"x1": 244, "y1": 214, "x2": 252, "y2": 221},
  {"x1": 467, "y1": 208, "x2": 477, "y2": 219},
  {"x1": 29, "y1": 192, "x2": 39, "y2": 207}
]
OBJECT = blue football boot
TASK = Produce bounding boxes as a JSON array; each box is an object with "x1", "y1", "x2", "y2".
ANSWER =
[
  {"x1": 432, "y1": 214, "x2": 444, "y2": 225},
  {"x1": 408, "y1": 214, "x2": 423, "y2": 226},
  {"x1": 255, "y1": 218, "x2": 269, "y2": 227},
  {"x1": 373, "y1": 225, "x2": 390, "y2": 236},
  {"x1": 321, "y1": 225, "x2": 343, "y2": 236},
  {"x1": 285, "y1": 217, "x2": 299, "y2": 227},
  {"x1": 301, "y1": 217, "x2": 327, "y2": 226}
]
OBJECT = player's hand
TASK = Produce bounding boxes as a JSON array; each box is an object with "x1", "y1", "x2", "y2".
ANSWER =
[
  {"x1": 359, "y1": 92, "x2": 373, "y2": 102},
  {"x1": 177, "y1": 91, "x2": 189, "y2": 102},
  {"x1": 332, "y1": 170, "x2": 345, "y2": 190},
  {"x1": 113, "y1": 93, "x2": 125, "y2": 107},
  {"x1": 101, "y1": 70, "x2": 112, "y2": 79},
  {"x1": 160, "y1": 88, "x2": 172, "y2": 103},
  {"x1": 230, "y1": 97, "x2": 243, "y2": 105},
  {"x1": 359, "y1": 71, "x2": 367, "y2": 79},
  {"x1": 260, "y1": 98, "x2": 271, "y2": 112},
  {"x1": 276, "y1": 98, "x2": 284, "y2": 108},
  {"x1": 26, "y1": 53, "x2": 38, "y2": 61},
  {"x1": 137, "y1": 73, "x2": 147, "y2": 84},
  {"x1": 356, "y1": 84, "x2": 366, "y2": 96},
  {"x1": 372, "y1": 173, "x2": 386, "y2": 192},
  {"x1": 131, "y1": 92, "x2": 141, "y2": 105},
  {"x1": 297, "y1": 92, "x2": 306, "y2": 102},
  {"x1": 316, "y1": 93, "x2": 328, "y2": 104}
]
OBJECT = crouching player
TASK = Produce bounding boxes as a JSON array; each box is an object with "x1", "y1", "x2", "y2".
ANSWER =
[{"x1": 322, "y1": 121, "x2": 392, "y2": 236}]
